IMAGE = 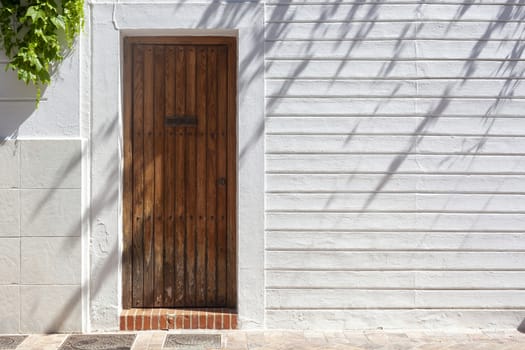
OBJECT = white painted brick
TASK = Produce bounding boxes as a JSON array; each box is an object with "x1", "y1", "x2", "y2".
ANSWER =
[
  {"x1": 267, "y1": 289, "x2": 414, "y2": 309},
  {"x1": 266, "y1": 174, "x2": 525, "y2": 193},
  {"x1": 20, "y1": 285, "x2": 81, "y2": 333},
  {"x1": 267, "y1": 40, "x2": 523, "y2": 60},
  {"x1": 0, "y1": 141, "x2": 19, "y2": 188},
  {"x1": 266, "y1": 117, "x2": 525, "y2": 135},
  {"x1": 266, "y1": 60, "x2": 525, "y2": 79},
  {"x1": 266, "y1": 251, "x2": 525, "y2": 270},
  {"x1": 265, "y1": 310, "x2": 525, "y2": 330},
  {"x1": 266, "y1": 79, "x2": 525, "y2": 98},
  {"x1": 265, "y1": 21, "x2": 525, "y2": 40},
  {"x1": 0, "y1": 190, "x2": 20, "y2": 237},
  {"x1": 266, "y1": 40, "x2": 417, "y2": 59},
  {"x1": 21, "y1": 237, "x2": 81, "y2": 284},
  {"x1": 20, "y1": 189, "x2": 81, "y2": 237},
  {"x1": 267, "y1": 154, "x2": 525, "y2": 174},
  {"x1": 0, "y1": 286, "x2": 19, "y2": 333},
  {"x1": 265, "y1": 232, "x2": 525, "y2": 251},
  {"x1": 20, "y1": 140, "x2": 81, "y2": 189},
  {"x1": 265, "y1": 4, "x2": 525, "y2": 22},
  {"x1": 0, "y1": 238, "x2": 19, "y2": 284},
  {"x1": 266, "y1": 193, "x2": 525, "y2": 212},
  {"x1": 266, "y1": 135, "x2": 525, "y2": 154},
  {"x1": 415, "y1": 290, "x2": 525, "y2": 308},
  {"x1": 267, "y1": 212, "x2": 525, "y2": 231},
  {"x1": 267, "y1": 289, "x2": 525, "y2": 309},
  {"x1": 266, "y1": 271, "x2": 525, "y2": 289},
  {"x1": 267, "y1": 98, "x2": 525, "y2": 116}
]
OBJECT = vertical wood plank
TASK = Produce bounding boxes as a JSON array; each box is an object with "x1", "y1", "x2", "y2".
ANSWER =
[
  {"x1": 122, "y1": 39, "x2": 133, "y2": 309},
  {"x1": 132, "y1": 44, "x2": 145, "y2": 307},
  {"x1": 174, "y1": 46, "x2": 187, "y2": 306},
  {"x1": 185, "y1": 46, "x2": 197, "y2": 306},
  {"x1": 143, "y1": 46, "x2": 155, "y2": 307},
  {"x1": 216, "y1": 46, "x2": 228, "y2": 306},
  {"x1": 226, "y1": 40, "x2": 238, "y2": 308},
  {"x1": 164, "y1": 46, "x2": 176, "y2": 306},
  {"x1": 153, "y1": 45, "x2": 165, "y2": 307},
  {"x1": 195, "y1": 47, "x2": 208, "y2": 307},
  {"x1": 206, "y1": 47, "x2": 218, "y2": 305}
]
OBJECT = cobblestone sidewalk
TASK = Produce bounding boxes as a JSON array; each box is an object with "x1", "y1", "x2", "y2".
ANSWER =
[{"x1": 10, "y1": 330, "x2": 525, "y2": 349}]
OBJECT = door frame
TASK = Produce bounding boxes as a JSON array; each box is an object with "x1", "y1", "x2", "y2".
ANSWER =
[
  {"x1": 87, "y1": 1, "x2": 264, "y2": 331},
  {"x1": 121, "y1": 36, "x2": 237, "y2": 309}
]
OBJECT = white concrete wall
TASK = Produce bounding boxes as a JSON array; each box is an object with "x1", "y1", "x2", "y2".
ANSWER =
[
  {"x1": 0, "y1": 18, "x2": 83, "y2": 333},
  {"x1": 0, "y1": 140, "x2": 82, "y2": 333},
  {"x1": 264, "y1": 1, "x2": 525, "y2": 329},
  {"x1": 1, "y1": 0, "x2": 525, "y2": 333}
]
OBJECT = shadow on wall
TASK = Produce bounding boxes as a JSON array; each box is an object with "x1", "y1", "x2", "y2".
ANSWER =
[
  {"x1": 15, "y1": 0, "x2": 525, "y2": 332},
  {"x1": 518, "y1": 319, "x2": 525, "y2": 333},
  {"x1": 0, "y1": 41, "x2": 77, "y2": 140}
]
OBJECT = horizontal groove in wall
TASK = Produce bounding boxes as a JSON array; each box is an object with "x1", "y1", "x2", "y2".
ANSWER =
[
  {"x1": 265, "y1": 95, "x2": 525, "y2": 99},
  {"x1": 266, "y1": 114, "x2": 525, "y2": 119},
  {"x1": 264, "y1": 248, "x2": 525, "y2": 253},
  {"x1": 265, "y1": 57, "x2": 525, "y2": 61},
  {"x1": 264, "y1": 229, "x2": 525, "y2": 233},
  {"x1": 265, "y1": 248, "x2": 525, "y2": 252},
  {"x1": 265, "y1": 20, "x2": 525, "y2": 24},
  {"x1": 264, "y1": 267, "x2": 525, "y2": 272},
  {"x1": 266, "y1": 287, "x2": 525, "y2": 291},
  {"x1": 265, "y1": 77, "x2": 525, "y2": 81},
  {"x1": 264, "y1": 210, "x2": 525, "y2": 214},
  {"x1": 266, "y1": 171, "x2": 525, "y2": 175},
  {"x1": 266, "y1": 1, "x2": 525, "y2": 4},
  {"x1": 266, "y1": 191, "x2": 525, "y2": 194},
  {"x1": 265, "y1": 307, "x2": 525, "y2": 310},
  {"x1": 265, "y1": 38, "x2": 525, "y2": 42},
  {"x1": 265, "y1": 152, "x2": 525, "y2": 156},
  {"x1": 264, "y1": 230, "x2": 525, "y2": 234},
  {"x1": 266, "y1": 133, "x2": 525, "y2": 137}
]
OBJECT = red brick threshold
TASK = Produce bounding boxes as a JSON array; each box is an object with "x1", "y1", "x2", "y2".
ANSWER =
[{"x1": 120, "y1": 308, "x2": 238, "y2": 331}]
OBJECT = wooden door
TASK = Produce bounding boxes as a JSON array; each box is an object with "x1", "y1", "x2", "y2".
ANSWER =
[{"x1": 122, "y1": 37, "x2": 237, "y2": 309}]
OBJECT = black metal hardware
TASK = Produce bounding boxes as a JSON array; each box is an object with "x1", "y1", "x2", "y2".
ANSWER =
[{"x1": 165, "y1": 115, "x2": 197, "y2": 127}]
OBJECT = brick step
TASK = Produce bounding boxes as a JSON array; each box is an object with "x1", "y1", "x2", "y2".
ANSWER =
[{"x1": 120, "y1": 308, "x2": 237, "y2": 331}]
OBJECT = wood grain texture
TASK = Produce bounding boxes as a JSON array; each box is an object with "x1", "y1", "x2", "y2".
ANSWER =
[
  {"x1": 206, "y1": 46, "x2": 218, "y2": 305},
  {"x1": 153, "y1": 46, "x2": 165, "y2": 307},
  {"x1": 122, "y1": 39, "x2": 133, "y2": 309},
  {"x1": 195, "y1": 47, "x2": 208, "y2": 307},
  {"x1": 123, "y1": 37, "x2": 236, "y2": 309},
  {"x1": 132, "y1": 45, "x2": 145, "y2": 307}
]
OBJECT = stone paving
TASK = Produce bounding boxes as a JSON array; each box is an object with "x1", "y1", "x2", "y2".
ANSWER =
[{"x1": 6, "y1": 330, "x2": 525, "y2": 349}]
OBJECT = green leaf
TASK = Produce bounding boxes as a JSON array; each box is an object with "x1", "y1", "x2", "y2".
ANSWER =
[{"x1": 0, "y1": 1, "x2": 84, "y2": 104}]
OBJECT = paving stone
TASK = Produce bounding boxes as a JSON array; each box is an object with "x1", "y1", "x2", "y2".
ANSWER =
[
  {"x1": 5, "y1": 330, "x2": 525, "y2": 350},
  {"x1": 0, "y1": 335, "x2": 27, "y2": 350},
  {"x1": 163, "y1": 334, "x2": 221, "y2": 350},
  {"x1": 58, "y1": 334, "x2": 136, "y2": 350}
]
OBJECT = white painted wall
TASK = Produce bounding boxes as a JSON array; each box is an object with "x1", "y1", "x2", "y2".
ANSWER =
[
  {"x1": 264, "y1": 1, "x2": 525, "y2": 329},
  {"x1": 1, "y1": 0, "x2": 525, "y2": 333},
  {"x1": 0, "y1": 10, "x2": 83, "y2": 333}
]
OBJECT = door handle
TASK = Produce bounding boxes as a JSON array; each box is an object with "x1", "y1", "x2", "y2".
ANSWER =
[{"x1": 217, "y1": 177, "x2": 226, "y2": 186}]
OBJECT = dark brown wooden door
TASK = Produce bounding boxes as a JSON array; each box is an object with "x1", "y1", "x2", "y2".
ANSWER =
[{"x1": 122, "y1": 37, "x2": 237, "y2": 309}]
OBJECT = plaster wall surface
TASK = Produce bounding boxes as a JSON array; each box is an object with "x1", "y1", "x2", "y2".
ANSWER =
[
  {"x1": 1, "y1": 0, "x2": 525, "y2": 333},
  {"x1": 0, "y1": 3, "x2": 83, "y2": 333},
  {"x1": 87, "y1": 0, "x2": 264, "y2": 331},
  {"x1": 0, "y1": 140, "x2": 82, "y2": 333},
  {"x1": 264, "y1": 1, "x2": 525, "y2": 329}
]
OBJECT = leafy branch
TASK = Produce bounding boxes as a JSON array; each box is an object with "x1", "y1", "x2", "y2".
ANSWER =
[{"x1": 0, "y1": 0, "x2": 84, "y2": 102}]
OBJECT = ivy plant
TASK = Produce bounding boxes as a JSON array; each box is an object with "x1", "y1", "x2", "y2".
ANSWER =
[{"x1": 0, "y1": 0, "x2": 84, "y2": 102}]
